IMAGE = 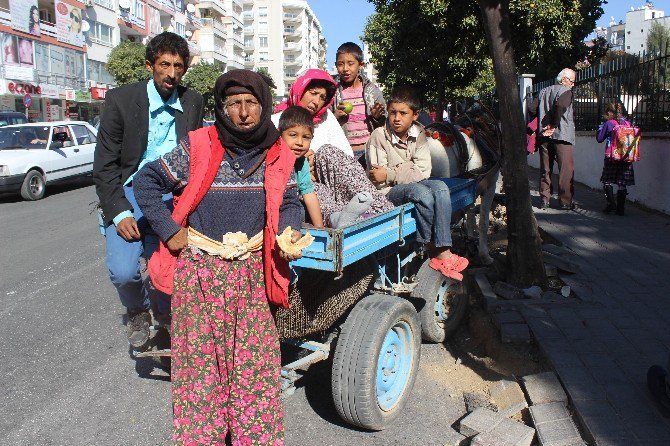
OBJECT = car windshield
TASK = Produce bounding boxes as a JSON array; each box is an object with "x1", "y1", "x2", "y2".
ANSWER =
[{"x1": 0, "y1": 126, "x2": 50, "y2": 150}]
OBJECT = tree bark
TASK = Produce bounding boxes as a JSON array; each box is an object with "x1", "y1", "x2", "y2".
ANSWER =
[{"x1": 477, "y1": 0, "x2": 546, "y2": 287}]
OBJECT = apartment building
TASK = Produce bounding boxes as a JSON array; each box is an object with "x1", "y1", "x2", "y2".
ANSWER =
[
  {"x1": 241, "y1": 0, "x2": 326, "y2": 97},
  {"x1": 599, "y1": 3, "x2": 670, "y2": 55},
  {"x1": 0, "y1": 0, "x2": 201, "y2": 122}
]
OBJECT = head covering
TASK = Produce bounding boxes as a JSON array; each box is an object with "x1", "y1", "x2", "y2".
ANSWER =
[
  {"x1": 274, "y1": 69, "x2": 337, "y2": 124},
  {"x1": 214, "y1": 69, "x2": 279, "y2": 151}
]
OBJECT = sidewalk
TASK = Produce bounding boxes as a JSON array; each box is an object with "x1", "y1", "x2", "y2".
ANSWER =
[{"x1": 527, "y1": 173, "x2": 670, "y2": 445}]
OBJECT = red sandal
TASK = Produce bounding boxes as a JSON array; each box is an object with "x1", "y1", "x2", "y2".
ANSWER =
[{"x1": 429, "y1": 254, "x2": 469, "y2": 281}]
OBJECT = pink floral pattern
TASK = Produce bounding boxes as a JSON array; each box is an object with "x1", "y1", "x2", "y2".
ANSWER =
[{"x1": 171, "y1": 249, "x2": 284, "y2": 446}]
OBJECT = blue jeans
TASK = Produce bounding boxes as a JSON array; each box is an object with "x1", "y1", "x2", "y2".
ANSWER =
[
  {"x1": 387, "y1": 179, "x2": 453, "y2": 248},
  {"x1": 104, "y1": 185, "x2": 171, "y2": 315}
]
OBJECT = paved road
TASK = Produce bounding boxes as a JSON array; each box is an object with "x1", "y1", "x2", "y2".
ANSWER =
[{"x1": 0, "y1": 181, "x2": 467, "y2": 446}]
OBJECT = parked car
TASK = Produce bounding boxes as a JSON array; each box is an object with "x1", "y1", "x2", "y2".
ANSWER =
[
  {"x1": 0, "y1": 121, "x2": 98, "y2": 200},
  {"x1": 0, "y1": 111, "x2": 28, "y2": 127}
]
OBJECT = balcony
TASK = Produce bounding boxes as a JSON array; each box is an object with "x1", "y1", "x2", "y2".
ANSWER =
[
  {"x1": 201, "y1": 17, "x2": 227, "y2": 37},
  {"x1": 187, "y1": 12, "x2": 202, "y2": 28},
  {"x1": 160, "y1": 0, "x2": 176, "y2": 14},
  {"x1": 282, "y1": 0, "x2": 305, "y2": 10},
  {"x1": 187, "y1": 41, "x2": 201, "y2": 56},
  {"x1": 283, "y1": 27, "x2": 302, "y2": 37},
  {"x1": 283, "y1": 42, "x2": 300, "y2": 52},
  {"x1": 197, "y1": 0, "x2": 227, "y2": 17},
  {"x1": 244, "y1": 41, "x2": 254, "y2": 51},
  {"x1": 244, "y1": 58, "x2": 254, "y2": 67},
  {"x1": 242, "y1": 11, "x2": 253, "y2": 21},
  {"x1": 228, "y1": 54, "x2": 245, "y2": 69},
  {"x1": 283, "y1": 13, "x2": 301, "y2": 23},
  {"x1": 244, "y1": 26, "x2": 254, "y2": 35},
  {"x1": 283, "y1": 57, "x2": 301, "y2": 67}
]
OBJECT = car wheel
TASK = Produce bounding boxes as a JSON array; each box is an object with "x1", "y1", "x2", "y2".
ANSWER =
[
  {"x1": 331, "y1": 294, "x2": 421, "y2": 430},
  {"x1": 20, "y1": 170, "x2": 46, "y2": 201},
  {"x1": 411, "y1": 258, "x2": 468, "y2": 343}
]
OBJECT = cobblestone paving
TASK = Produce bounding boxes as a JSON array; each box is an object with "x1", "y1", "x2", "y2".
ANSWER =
[{"x1": 529, "y1": 174, "x2": 670, "y2": 445}]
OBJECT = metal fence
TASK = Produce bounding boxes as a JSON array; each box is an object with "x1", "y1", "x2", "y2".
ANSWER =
[{"x1": 530, "y1": 52, "x2": 670, "y2": 132}]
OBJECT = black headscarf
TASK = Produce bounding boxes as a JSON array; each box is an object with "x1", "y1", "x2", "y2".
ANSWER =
[{"x1": 214, "y1": 69, "x2": 279, "y2": 152}]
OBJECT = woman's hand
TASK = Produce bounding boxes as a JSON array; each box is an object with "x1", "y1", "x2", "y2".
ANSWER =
[
  {"x1": 306, "y1": 149, "x2": 317, "y2": 182},
  {"x1": 279, "y1": 230, "x2": 303, "y2": 261},
  {"x1": 166, "y1": 227, "x2": 188, "y2": 253}
]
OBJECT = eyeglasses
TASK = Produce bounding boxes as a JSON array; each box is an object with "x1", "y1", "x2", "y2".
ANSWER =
[{"x1": 225, "y1": 99, "x2": 261, "y2": 111}]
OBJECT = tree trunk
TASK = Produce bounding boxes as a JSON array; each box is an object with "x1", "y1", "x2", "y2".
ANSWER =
[{"x1": 477, "y1": 0, "x2": 546, "y2": 287}]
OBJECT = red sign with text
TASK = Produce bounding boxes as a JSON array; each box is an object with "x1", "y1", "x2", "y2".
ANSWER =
[
  {"x1": 91, "y1": 87, "x2": 108, "y2": 100},
  {"x1": 7, "y1": 82, "x2": 42, "y2": 95}
]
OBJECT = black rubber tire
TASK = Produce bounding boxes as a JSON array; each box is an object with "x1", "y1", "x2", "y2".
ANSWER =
[
  {"x1": 331, "y1": 294, "x2": 421, "y2": 431},
  {"x1": 411, "y1": 258, "x2": 468, "y2": 343},
  {"x1": 20, "y1": 170, "x2": 46, "y2": 201}
]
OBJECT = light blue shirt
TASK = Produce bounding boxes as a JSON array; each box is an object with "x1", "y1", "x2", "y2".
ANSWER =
[{"x1": 114, "y1": 80, "x2": 182, "y2": 225}]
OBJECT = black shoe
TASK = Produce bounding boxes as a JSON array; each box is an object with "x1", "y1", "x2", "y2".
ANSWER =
[
  {"x1": 127, "y1": 309, "x2": 152, "y2": 349},
  {"x1": 648, "y1": 365, "x2": 670, "y2": 416},
  {"x1": 560, "y1": 202, "x2": 576, "y2": 210},
  {"x1": 540, "y1": 201, "x2": 550, "y2": 210}
]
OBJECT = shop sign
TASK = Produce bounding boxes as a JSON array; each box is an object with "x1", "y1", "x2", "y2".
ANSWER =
[
  {"x1": 4, "y1": 65, "x2": 35, "y2": 82},
  {"x1": 45, "y1": 102, "x2": 60, "y2": 121},
  {"x1": 7, "y1": 81, "x2": 42, "y2": 95},
  {"x1": 39, "y1": 84, "x2": 60, "y2": 99},
  {"x1": 90, "y1": 87, "x2": 108, "y2": 100},
  {"x1": 75, "y1": 91, "x2": 92, "y2": 102},
  {"x1": 59, "y1": 89, "x2": 76, "y2": 101}
]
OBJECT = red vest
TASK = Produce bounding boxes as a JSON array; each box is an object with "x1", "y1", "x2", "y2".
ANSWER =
[{"x1": 147, "y1": 125, "x2": 295, "y2": 308}]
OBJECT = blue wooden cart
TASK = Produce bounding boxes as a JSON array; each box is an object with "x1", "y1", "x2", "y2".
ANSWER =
[{"x1": 282, "y1": 177, "x2": 477, "y2": 431}]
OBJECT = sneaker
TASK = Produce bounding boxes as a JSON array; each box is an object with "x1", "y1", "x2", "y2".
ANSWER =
[
  {"x1": 560, "y1": 202, "x2": 576, "y2": 211},
  {"x1": 127, "y1": 309, "x2": 152, "y2": 349},
  {"x1": 540, "y1": 201, "x2": 550, "y2": 210}
]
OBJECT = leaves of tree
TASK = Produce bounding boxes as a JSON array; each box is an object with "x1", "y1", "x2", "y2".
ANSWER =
[
  {"x1": 107, "y1": 41, "x2": 151, "y2": 86},
  {"x1": 182, "y1": 62, "x2": 222, "y2": 118}
]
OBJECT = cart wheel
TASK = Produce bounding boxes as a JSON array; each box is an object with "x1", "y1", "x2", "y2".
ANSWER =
[
  {"x1": 411, "y1": 258, "x2": 468, "y2": 343},
  {"x1": 331, "y1": 294, "x2": 421, "y2": 430}
]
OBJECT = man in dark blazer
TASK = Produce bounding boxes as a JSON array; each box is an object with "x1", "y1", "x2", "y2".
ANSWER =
[{"x1": 93, "y1": 32, "x2": 205, "y2": 349}]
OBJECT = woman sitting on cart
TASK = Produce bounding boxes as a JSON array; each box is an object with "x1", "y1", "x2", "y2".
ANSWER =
[
  {"x1": 134, "y1": 69, "x2": 304, "y2": 445},
  {"x1": 273, "y1": 68, "x2": 393, "y2": 228},
  {"x1": 366, "y1": 85, "x2": 469, "y2": 281}
]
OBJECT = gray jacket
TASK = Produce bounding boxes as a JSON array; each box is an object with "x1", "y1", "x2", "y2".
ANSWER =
[
  {"x1": 538, "y1": 84, "x2": 575, "y2": 145},
  {"x1": 331, "y1": 73, "x2": 386, "y2": 137}
]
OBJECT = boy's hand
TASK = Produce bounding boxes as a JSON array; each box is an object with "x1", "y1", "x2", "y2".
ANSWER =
[
  {"x1": 369, "y1": 165, "x2": 387, "y2": 184},
  {"x1": 306, "y1": 149, "x2": 316, "y2": 181},
  {"x1": 166, "y1": 227, "x2": 188, "y2": 253},
  {"x1": 370, "y1": 102, "x2": 385, "y2": 120},
  {"x1": 334, "y1": 105, "x2": 348, "y2": 120},
  {"x1": 279, "y1": 230, "x2": 303, "y2": 261}
]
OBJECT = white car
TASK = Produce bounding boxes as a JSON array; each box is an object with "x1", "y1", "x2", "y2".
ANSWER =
[{"x1": 0, "y1": 121, "x2": 98, "y2": 200}]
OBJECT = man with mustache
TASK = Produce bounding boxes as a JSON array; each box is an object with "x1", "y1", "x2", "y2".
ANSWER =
[{"x1": 93, "y1": 32, "x2": 204, "y2": 350}]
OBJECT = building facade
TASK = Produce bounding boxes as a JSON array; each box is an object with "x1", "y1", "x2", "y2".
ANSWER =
[
  {"x1": 0, "y1": 0, "x2": 201, "y2": 123},
  {"x1": 240, "y1": 0, "x2": 326, "y2": 98},
  {"x1": 1, "y1": 0, "x2": 326, "y2": 121},
  {"x1": 601, "y1": 3, "x2": 670, "y2": 55}
]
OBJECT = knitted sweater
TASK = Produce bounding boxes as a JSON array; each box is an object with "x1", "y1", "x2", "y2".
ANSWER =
[{"x1": 134, "y1": 137, "x2": 303, "y2": 242}]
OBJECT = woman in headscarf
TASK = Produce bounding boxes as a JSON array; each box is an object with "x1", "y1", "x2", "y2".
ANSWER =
[
  {"x1": 134, "y1": 69, "x2": 304, "y2": 446},
  {"x1": 273, "y1": 69, "x2": 393, "y2": 228}
]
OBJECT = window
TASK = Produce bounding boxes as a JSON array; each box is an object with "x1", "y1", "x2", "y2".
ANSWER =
[
  {"x1": 71, "y1": 125, "x2": 97, "y2": 145},
  {"x1": 258, "y1": 21, "x2": 268, "y2": 33},
  {"x1": 259, "y1": 36, "x2": 268, "y2": 48},
  {"x1": 259, "y1": 52, "x2": 269, "y2": 61},
  {"x1": 258, "y1": 6, "x2": 268, "y2": 17},
  {"x1": 176, "y1": 22, "x2": 186, "y2": 37},
  {"x1": 244, "y1": 38, "x2": 253, "y2": 47},
  {"x1": 90, "y1": 21, "x2": 114, "y2": 46},
  {"x1": 284, "y1": 25, "x2": 295, "y2": 33},
  {"x1": 94, "y1": 0, "x2": 115, "y2": 10},
  {"x1": 39, "y1": 9, "x2": 53, "y2": 23},
  {"x1": 50, "y1": 46, "x2": 64, "y2": 75},
  {"x1": 132, "y1": 0, "x2": 145, "y2": 20},
  {"x1": 35, "y1": 43, "x2": 49, "y2": 74},
  {"x1": 652, "y1": 12, "x2": 656, "y2": 19}
]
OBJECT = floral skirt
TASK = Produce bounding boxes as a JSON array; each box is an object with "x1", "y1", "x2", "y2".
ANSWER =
[
  {"x1": 171, "y1": 248, "x2": 284, "y2": 446},
  {"x1": 313, "y1": 144, "x2": 394, "y2": 225}
]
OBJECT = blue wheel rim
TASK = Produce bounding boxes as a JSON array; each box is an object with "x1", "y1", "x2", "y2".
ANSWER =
[{"x1": 376, "y1": 320, "x2": 414, "y2": 412}]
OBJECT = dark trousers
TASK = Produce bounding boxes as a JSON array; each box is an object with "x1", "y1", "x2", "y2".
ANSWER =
[{"x1": 539, "y1": 140, "x2": 574, "y2": 206}]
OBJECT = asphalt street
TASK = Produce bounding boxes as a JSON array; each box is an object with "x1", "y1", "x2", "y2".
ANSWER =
[{"x1": 0, "y1": 180, "x2": 467, "y2": 446}]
